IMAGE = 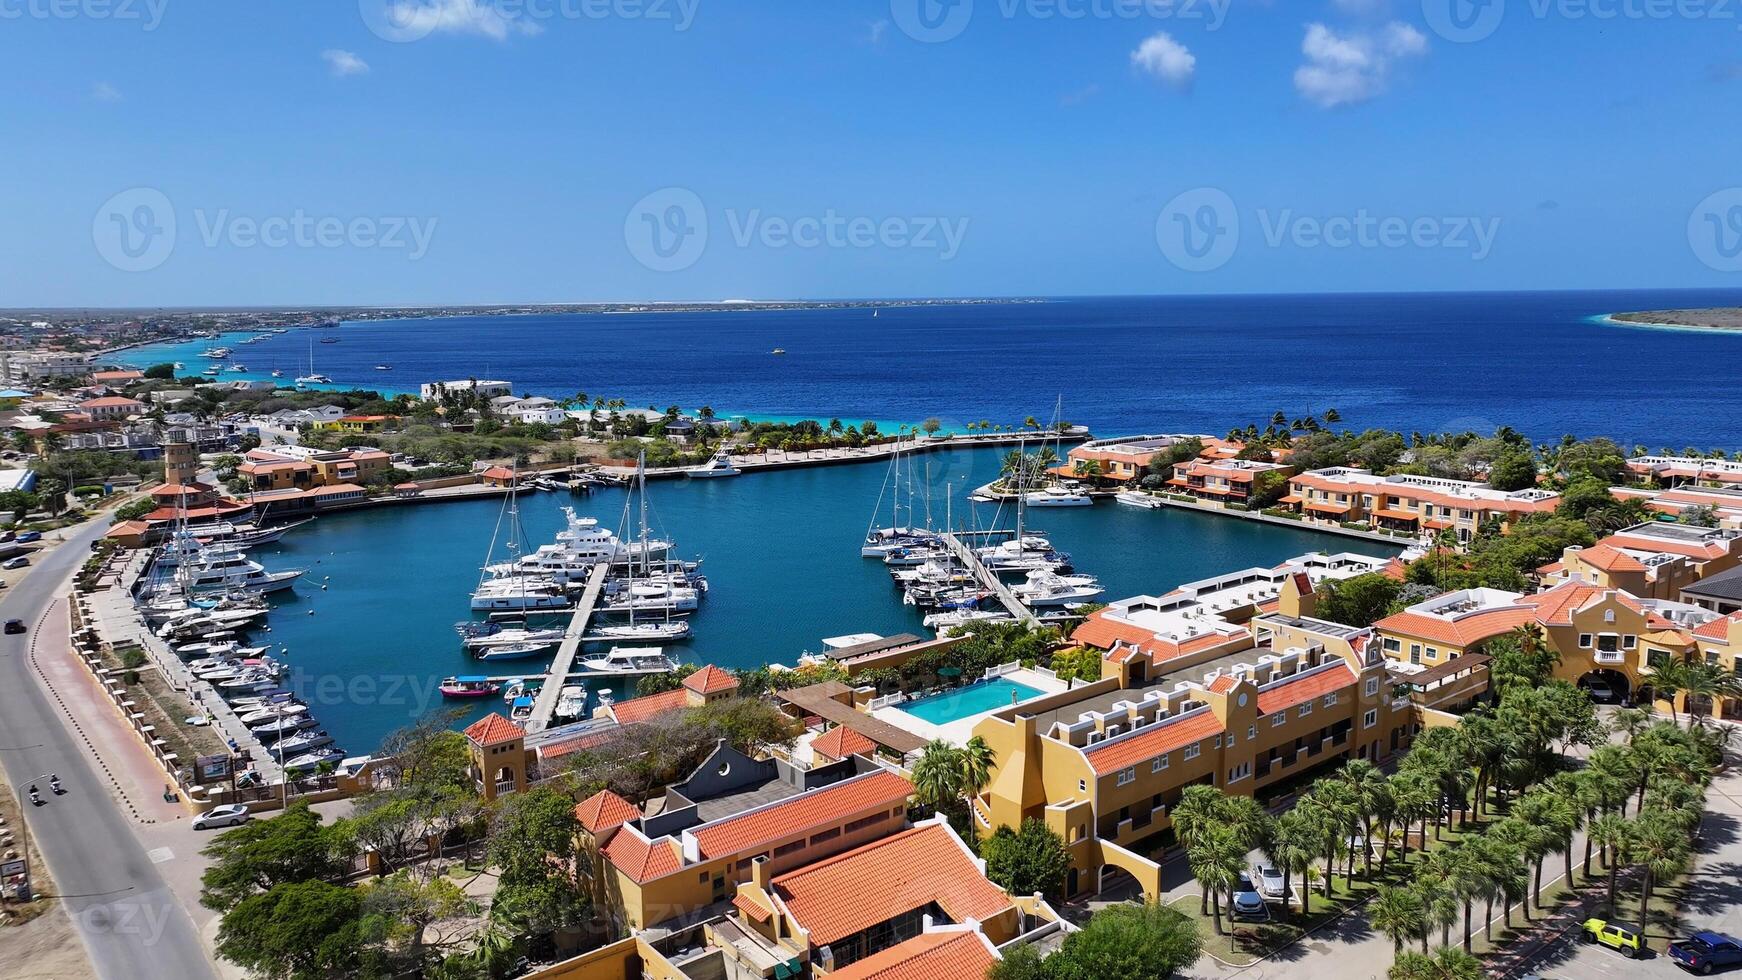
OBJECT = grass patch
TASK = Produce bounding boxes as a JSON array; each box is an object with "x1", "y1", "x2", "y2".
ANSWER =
[{"x1": 1166, "y1": 883, "x2": 1369, "y2": 966}]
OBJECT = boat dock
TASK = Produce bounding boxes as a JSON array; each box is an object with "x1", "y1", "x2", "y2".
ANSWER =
[
  {"x1": 940, "y1": 532, "x2": 1038, "y2": 627},
  {"x1": 524, "y1": 563, "x2": 610, "y2": 733}
]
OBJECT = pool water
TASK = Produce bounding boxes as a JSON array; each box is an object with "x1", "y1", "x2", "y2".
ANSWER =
[{"x1": 899, "y1": 678, "x2": 1043, "y2": 724}]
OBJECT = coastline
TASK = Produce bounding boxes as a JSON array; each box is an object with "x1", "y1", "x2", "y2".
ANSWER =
[{"x1": 1597, "y1": 308, "x2": 1742, "y2": 335}]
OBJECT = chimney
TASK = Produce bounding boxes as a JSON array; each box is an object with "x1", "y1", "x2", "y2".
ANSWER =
[{"x1": 751, "y1": 854, "x2": 772, "y2": 891}]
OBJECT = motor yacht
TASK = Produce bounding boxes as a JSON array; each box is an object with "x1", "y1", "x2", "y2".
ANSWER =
[
  {"x1": 578, "y1": 646, "x2": 677, "y2": 676},
  {"x1": 440, "y1": 676, "x2": 502, "y2": 698},
  {"x1": 588, "y1": 620, "x2": 690, "y2": 643},
  {"x1": 469, "y1": 578, "x2": 571, "y2": 612},
  {"x1": 272, "y1": 730, "x2": 335, "y2": 755},
  {"x1": 684, "y1": 450, "x2": 740, "y2": 479},
  {"x1": 1011, "y1": 571, "x2": 1105, "y2": 607},
  {"x1": 459, "y1": 626, "x2": 566, "y2": 651},
  {"x1": 924, "y1": 608, "x2": 1015, "y2": 631},
  {"x1": 554, "y1": 684, "x2": 588, "y2": 722},
  {"x1": 283, "y1": 749, "x2": 346, "y2": 774},
  {"x1": 1024, "y1": 484, "x2": 1093, "y2": 507}
]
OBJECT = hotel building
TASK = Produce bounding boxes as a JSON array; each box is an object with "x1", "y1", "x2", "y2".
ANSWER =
[{"x1": 1283, "y1": 467, "x2": 1560, "y2": 541}]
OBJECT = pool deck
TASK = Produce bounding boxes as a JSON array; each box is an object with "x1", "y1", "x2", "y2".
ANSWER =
[{"x1": 874, "y1": 668, "x2": 1066, "y2": 746}]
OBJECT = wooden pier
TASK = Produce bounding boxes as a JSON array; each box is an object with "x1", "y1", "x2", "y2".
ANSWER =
[
  {"x1": 524, "y1": 563, "x2": 610, "y2": 733},
  {"x1": 940, "y1": 532, "x2": 1038, "y2": 626}
]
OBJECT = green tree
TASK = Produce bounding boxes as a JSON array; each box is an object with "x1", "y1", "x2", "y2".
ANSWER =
[
  {"x1": 144, "y1": 362, "x2": 177, "y2": 380},
  {"x1": 910, "y1": 740, "x2": 965, "y2": 816},
  {"x1": 487, "y1": 788, "x2": 590, "y2": 935},
  {"x1": 1486, "y1": 451, "x2": 1540, "y2": 492},
  {"x1": 200, "y1": 800, "x2": 353, "y2": 911},
  {"x1": 960, "y1": 735, "x2": 997, "y2": 801},
  {"x1": 1186, "y1": 824, "x2": 1246, "y2": 935},
  {"x1": 1370, "y1": 884, "x2": 1426, "y2": 958},
  {"x1": 981, "y1": 818, "x2": 1070, "y2": 901},
  {"x1": 1315, "y1": 574, "x2": 1403, "y2": 628},
  {"x1": 215, "y1": 880, "x2": 375, "y2": 980},
  {"x1": 1044, "y1": 901, "x2": 1201, "y2": 980}
]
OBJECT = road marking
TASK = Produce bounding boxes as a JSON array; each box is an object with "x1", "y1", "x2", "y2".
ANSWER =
[{"x1": 147, "y1": 846, "x2": 174, "y2": 864}]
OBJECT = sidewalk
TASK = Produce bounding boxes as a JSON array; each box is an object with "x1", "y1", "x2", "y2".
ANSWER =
[{"x1": 25, "y1": 597, "x2": 189, "y2": 826}]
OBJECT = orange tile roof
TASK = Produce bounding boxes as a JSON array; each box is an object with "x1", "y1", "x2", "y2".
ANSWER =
[
  {"x1": 1607, "y1": 530, "x2": 1733, "y2": 560},
  {"x1": 732, "y1": 892, "x2": 774, "y2": 923},
  {"x1": 772, "y1": 822, "x2": 1011, "y2": 946},
  {"x1": 607, "y1": 687, "x2": 690, "y2": 725},
  {"x1": 536, "y1": 727, "x2": 619, "y2": 762},
  {"x1": 1695, "y1": 613, "x2": 1741, "y2": 642},
  {"x1": 692, "y1": 770, "x2": 913, "y2": 860},
  {"x1": 1306, "y1": 502, "x2": 1351, "y2": 515},
  {"x1": 1083, "y1": 709, "x2": 1223, "y2": 775},
  {"x1": 812, "y1": 725, "x2": 877, "y2": 761},
  {"x1": 1255, "y1": 663, "x2": 1356, "y2": 715},
  {"x1": 683, "y1": 664, "x2": 740, "y2": 695},
  {"x1": 1521, "y1": 584, "x2": 1643, "y2": 625},
  {"x1": 1373, "y1": 507, "x2": 1420, "y2": 521},
  {"x1": 1374, "y1": 606, "x2": 1536, "y2": 647},
  {"x1": 462, "y1": 712, "x2": 523, "y2": 746},
  {"x1": 601, "y1": 826, "x2": 683, "y2": 883},
  {"x1": 574, "y1": 790, "x2": 641, "y2": 834},
  {"x1": 1071, "y1": 609, "x2": 1157, "y2": 651},
  {"x1": 1570, "y1": 543, "x2": 1648, "y2": 574},
  {"x1": 1207, "y1": 675, "x2": 1240, "y2": 694},
  {"x1": 826, "y1": 930, "x2": 997, "y2": 980},
  {"x1": 79, "y1": 396, "x2": 143, "y2": 408}
]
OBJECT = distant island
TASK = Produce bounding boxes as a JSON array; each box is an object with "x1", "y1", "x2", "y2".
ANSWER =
[{"x1": 1607, "y1": 308, "x2": 1742, "y2": 333}]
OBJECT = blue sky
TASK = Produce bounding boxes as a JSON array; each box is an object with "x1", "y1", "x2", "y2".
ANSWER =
[{"x1": 4, "y1": 0, "x2": 1742, "y2": 305}]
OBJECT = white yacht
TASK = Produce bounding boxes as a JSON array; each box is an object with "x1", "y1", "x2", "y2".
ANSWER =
[
  {"x1": 861, "y1": 441, "x2": 938, "y2": 557},
  {"x1": 924, "y1": 608, "x2": 1015, "y2": 631},
  {"x1": 598, "y1": 580, "x2": 699, "y2": 615},
  {"x1": 459, "y1": 626, "x2": 566, "y2": 651},
  {"x1": 483, "y1": 509, "x2": 670, "y2": 582},
  {"x1": 578, "y1": 646, "x2": 677, "y2": 676},
  {"x1": 684, "y1": 450, "x2": 740, "y2": 479},
  {"x1": 554, "y1": 685, "x2": 589, "y2": 722},
  {"x1": 178, "y1": 551, "x2": 305, "y2": 595},
  {"x1": 588, "y1": 620, "x2": 690, "y2": 643},
  {"x1": 861, "y1": 526, "x2": 939, "y2": 559},
  {"x1": 469, "y1": 577, "x2": 570, "y2": 612},
  {"x1": 1024, "y1": 484, "x2": 1093, "y2": 507},
  {"x1": 977, "y1": 535, "x2": 1070, "y2": 574},
  {"x1": 1011, "y1": 571, "x2": 1105, "y2": 608}
]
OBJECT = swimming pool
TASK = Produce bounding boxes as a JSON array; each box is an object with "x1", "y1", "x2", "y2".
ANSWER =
[{"x1": 899, "y1": 678, "x2": 1043, "y2": 725}]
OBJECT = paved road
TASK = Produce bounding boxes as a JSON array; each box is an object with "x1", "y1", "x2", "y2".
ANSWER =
[{"x1": 0, "y1": 521, "x2": 218, "y2": 980}]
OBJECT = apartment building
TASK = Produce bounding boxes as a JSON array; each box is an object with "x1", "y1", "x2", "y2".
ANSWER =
[
  {"x1": 420, "y1": 379, "x2": 513, "y2": 400},
  {"x1": 1061, "y1": 433, "x2": 1231, "y2": 483},
  {"x1": 1613, "y1": 484, "x2": 1742, "y2": 529},
  {"x1": 1165, "y1": 457, "x2": 1293, "y2": 505},
  {"x1": 238, "y1": 446, "x2": 391, "y2": 492},
  {"x1": 3, "y1": 350, "x2": 89, "y2": 384},
  {"x1": 1627, "y1": 454, "x2": 1742, "y2": 488},
  {"x1": 77, "y1": 395, "x2": 145, "y2": 420},
  {"x1": 973, "y1": 570, "x2": 1408, "y2": 901},
  {"x1": 1538, "y1": 523, "x2": 1742, "y2": 600},
  {"x1": 1284, "y1": 467, "x2": 1560, "y2": 541}
]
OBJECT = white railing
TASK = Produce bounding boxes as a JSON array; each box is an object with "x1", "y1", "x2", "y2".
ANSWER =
[
  {"x1": 1031, "y1": 666, "x2": 1059, "y2": 681},
  {"x1": 868, "y1": 692, "x2": 906, "y2": 710},
  {"x1": 986, "y1": 660, "x2": 1023, "y2": 679}
]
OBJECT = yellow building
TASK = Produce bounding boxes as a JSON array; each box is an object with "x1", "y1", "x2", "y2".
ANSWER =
[{"x1": 1538, "y1": 523, "x2": 1742, "y2": 601}]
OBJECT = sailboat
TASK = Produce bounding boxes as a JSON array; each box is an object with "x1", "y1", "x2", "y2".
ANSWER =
[
  {"x1": 295, "y1": 338, "x2": 332, "y2": 387},
  {"x1": 861, "y1": 439, "x2": 937, "y2": 557},
  {"x1": 598, "y1": 455, "x2": 700, "y2": 619},
  {"x1": 470, "y1": 469, "x2": 570, "y2": 613},
  {"x1": 979, "y1": 437, "x2": 1072, "y2": 573},
  {"x1": 1024, "y1": 396, "x2": 1092, "y2": 507}
]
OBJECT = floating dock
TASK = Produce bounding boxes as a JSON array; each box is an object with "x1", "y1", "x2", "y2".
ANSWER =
[
  {"x1": 940, "y1": 532, "x2": 1039, "y2": 626},
  {"x1": 523, "y1": 563, "x2": 610, "y2": 733}
]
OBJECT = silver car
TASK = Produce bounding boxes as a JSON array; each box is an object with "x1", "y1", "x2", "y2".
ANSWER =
[
  {"x1": 1256, "y1": 865, "x2": 1287, "y2": 899},
  {"x1": 192, "y1": 804, "x2": 251, "y2": 830}
]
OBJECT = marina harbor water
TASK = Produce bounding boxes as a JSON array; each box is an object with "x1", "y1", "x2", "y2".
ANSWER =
[{"x1": 240, "y1": 444, "x2": 1397, "y2": 750}]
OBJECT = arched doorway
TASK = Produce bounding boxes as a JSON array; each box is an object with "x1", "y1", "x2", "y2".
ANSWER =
[
  {"x1": 1577, "y1": 669, "x2": 1630, "y2": 706},
  {"x1": 1097, "y1": 865, "x2": 1145, "y2": 902}
]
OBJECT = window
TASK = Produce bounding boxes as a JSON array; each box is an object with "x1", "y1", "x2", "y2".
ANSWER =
[
  {"x1": 1383, "y1": 637, "x2": 1401, "y2": 653},
  {"x1": 1078, "y1": 779, "x2": 1087, "y2": 792},
  {"x1": 1213, "y1": 735, "x2": 1222, "y2": 749},
  {"x1": 1322, "y1": 693, "x2": 1338, "y2": 707},
  {"x1": 1117, "y1": 767, "x2": 1136, "y2": 786},
  {"x1": 774, "y1": 840, "x2": 805, "y2": 858},
  {"x1": 1605, "y1": 608, "x2": 1616, "y2": 623},
  {"x1": 809, "y1": 827, "x2": 840, "y2": 846},
  {"x1": 1364, "y1": 708, "x2": 1378, "y2": 729},
  {"x1": 845, "y1": 812, "x2": 887, "y2": 834},
  {"x1": 1152, "y1": 755, "x2": 1168, "y2": 773},
  {"x1": 1298, "y1": 702, "x2": 1313, "y2": 718},
  {"x1": 1579, "y1": 633, "x2": 1592, "y2": 648},
  {"x1": 1623, "y1": 635, "x2": 1637, "y2": 650},
  {"x1": 1184, "y1": 743, "x2": 1201, "y2": 760},
  {"x1": 1597, "y1": 634, "x2": 1620, "y2": 653},
  {"x1": 1409, "y1": 643, "x2": 1422, "y2": 665},
  {"x1": 1247, "y1": 725, "x2": 1257, "y2": 741},
  {"x1": 1272, "y1": 713, "x2": 1287, "y2": 727},
  {"x1": 1228, "y1": 762, "x2": 1252, "y2": 783},
  {"x1": 1365, "y1": 677, "x2": 1380, "y2": 697}
]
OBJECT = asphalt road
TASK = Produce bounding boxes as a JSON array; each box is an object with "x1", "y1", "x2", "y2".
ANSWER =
[{"x1": 0, "y1": 521, "x2": 218, "y2": 980}]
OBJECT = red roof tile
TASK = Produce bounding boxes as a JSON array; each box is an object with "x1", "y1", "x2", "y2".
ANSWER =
[
  {"x1": 1570, "y1": 543, "x2": 1648, "y2": 573},
  {"x1": 1374, "y1": 606, "x2": 1535, "y2": 648},
  {"x1": 683, "y1": 665, "x2": 740, "y2": 695},
  {"x1": 732, "y1": 892, "x2": 774, "y2": 923},
  {"x1": 1083, "y1": 709, "x2": 1224, "y2": 775},
  {"x1": 574, "y1": 790, "x2": 640, "y2": 834},
  {"x1": 772, "y1": 822, "x2": 1011, "y2": 946},
  {"x1": 601, "y1": 826, "x2": 683, "y2": 883},
  {"x1": 825, "y1": 930, "x2": 997, "y2": 980},
  {"x1": 607, "y1": 687, "x2": 690, "y2": 725},
  {"x1": 462, "y1": 712, "x2": 523, "y2": 746},
  {"x1": 692, "y1": 770, "x2": 913, "y2": 860},
  {"x1": 812, "y1": 725, "x2": 878, "y2": 762},
  {"x1": 1696, "y1": 613, "x2": 1741, "y2": 642},
  {"x1": 1207, "y1": 675, "x2": 1240, "y2": 694},
  {"x1": 1255, "y1": 663, "x2": 1356, "y2": 715}
]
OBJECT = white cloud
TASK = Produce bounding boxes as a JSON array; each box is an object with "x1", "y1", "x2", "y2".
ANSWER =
[
  {"x1": 91, "y1": 81, "x2": 122, "y2": 102},
  {"x1": 1130, "y1": 32, "x2": 1195, "y2": 90},
  {"x1": 1293, "y1": 21, "x2": 1425, "y2": 108},
  {"x1": 382, "y1": 0, "x2": 542, "y2": 41},
  {"x1": 322, "y1": 49, "x2": 371, "y2": 78}
]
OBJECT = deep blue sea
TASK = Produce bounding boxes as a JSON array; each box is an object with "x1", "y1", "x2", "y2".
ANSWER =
[
  {"x1": 118, "y1": 289, "x2": 1742, "y2": 752},
  {"x1": 120, "y1": 289, "x2": 1742, "y2": 448}
]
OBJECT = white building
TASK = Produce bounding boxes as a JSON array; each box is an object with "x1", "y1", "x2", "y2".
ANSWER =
[
  {"x1": 420, "y1": 379, "x2": 513, "y2": 400},
  {"x1": 4, "y1": 351, "x2": 90, "y2": 385}
]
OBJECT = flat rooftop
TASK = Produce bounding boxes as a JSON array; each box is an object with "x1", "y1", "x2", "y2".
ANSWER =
[
  {"x1": 690, "y1": 778, "x2": 805, "y2": 825},
  {"x1": 1021, "y1": 645, "x2": 1262, "y2": 733}
]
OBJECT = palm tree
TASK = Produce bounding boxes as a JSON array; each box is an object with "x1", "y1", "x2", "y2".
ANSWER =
[
  {"x1": 1340, "y1": 759, "x2": 1391, "y2": 876},
  {"x1": 1607, "y1": 707, "x2": 1653, "y2": 746},
  {"x1": 1323, "y1": 408, "x2": 1341, "y2": 424},
  {"x1": 958, "y1": 736, "x2": 996, "y2": 805},
  {"x1": 1171, "y1": 784, "x2": 1229, "y2": 915},
  {"x1": 1267, "y1": 811, "x2": 1317, "y2": 918},
  {"x1": 1370, "y1": 885, "x2": 1426, "y2": 957},
  {"x1": 1187, "y1": 824, "x2": 1247, "y2": 936},
  {"x1": 911, "y1": 740, "x2": 963, "y2": 816},
  {"x1": 1073, "y1": 458, "x2": 1103, "y2": 481},
  {"x1": 1588, "y1": 813, "x2": 1633, "y2": 915},
  {"x1": 1629, "y1": 810, "x2": 1691, "y2": 928},
  {"x1": 1390, "y1": 946, "x2": 1482, "y2": 980}
]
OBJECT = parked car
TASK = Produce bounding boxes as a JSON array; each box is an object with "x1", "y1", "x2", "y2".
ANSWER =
[
  {"x1": 15, "y1": 531, "x2": 41, "y2": 543},
  {"x1": 4, "y1": 619, "x2": 25, "y2": 635},
  {"x1": 1, "y1": 556, "x2": 29, "y2": 570},
  {"x1": 1586, "y1": 681, "x2": 1617, "y2": 703},
  {"x1": 1583, "y1": 918, "x2": 1647, "y2": 958},
  {"x1": 1231, "y1": 887, "x2": 1269, "y2": 923},
  {"x1": 1670, "y1": 931, "x2": 1742, "y2": 974},
  {"x1": 192, "y1": 804, "x2": 252, "y2": 831},
  {"x1": 1256, "y1": 865, "x2": 1287, "y2": 899}
]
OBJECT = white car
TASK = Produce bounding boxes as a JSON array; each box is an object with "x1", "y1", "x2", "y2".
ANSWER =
[{"x1": 192, "y1": 804, "x2": 252, "y2": 830}]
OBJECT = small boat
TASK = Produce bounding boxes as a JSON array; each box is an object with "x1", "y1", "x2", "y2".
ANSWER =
[
  {"x1": 440, "y1": 676, "x2": 502, "y2": 699},
  {"x1": 374, "y1": 364, "x2": 392, "y2": 371},
  {"x1": 771, "y1": 348, "x2": 786, "y2": 355},
  {"x1": 283, "y1": 749, "x2": 346, "y2": 774},
  {"x1": 273, "y1": 730, "x2": 335, "y2": 755},
  {"x1": 588, "y1": 620, "x2": 690, "y2": 643},
  {"x1": 229, "y1": 364, "x2": 248, "y2": 373},
  {"x1": 684, "y1": 450, "x2": 740, "y2": 479},
  {"x1": 1115, "y1": 490, "x2": 1164, "y2": 509},
  {"x1": 202, "y1": 365, "x2": 222, "y2": 376},
  {"x1": 248, "y1": 712, "x2": 315, "y2": 737},
  {"x1": 509, "y1": 695, "x2": 535, "y2": 722},
  {"x1": 270, "y1": 369, "x2": 284, "y2": 378},
  {"x1": 501, "y1": 678, "x2": 542, "y2": 703},
  {"x1": 1025, "y1": 484, "x2": 1093, "y2": 507},
  {"x1": 294, "y1": 373, "x2": 332, "y2": 386},
  {"x1": 320, "y1": 337, "x2": 340, "y2": 344},
  {"x1": 473, "y1": 641, "x2": 552, "y2": 661},
  {"x1": 554, "y1": 684, "x2": 587, "y2": 721},
  {"x1": 1011, "y1": 570, "x2": 1105, "y2": 608},
  {"x1": 924, "y1": 608, "x2": 1014, "y2": 631},
  {"x1": 578, "y1": 646, "x2": 677, "y2": 676}
]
